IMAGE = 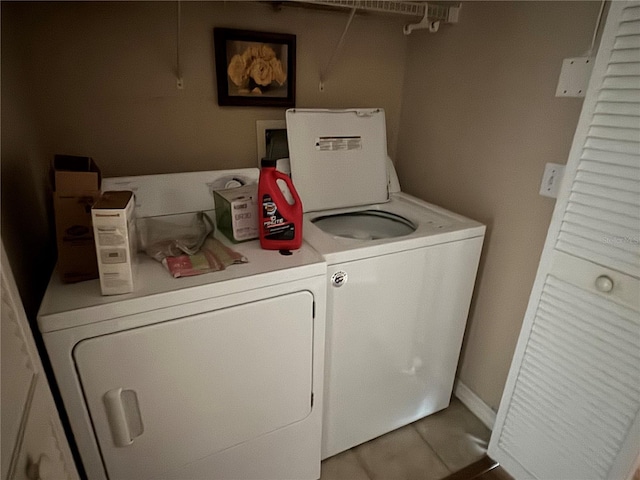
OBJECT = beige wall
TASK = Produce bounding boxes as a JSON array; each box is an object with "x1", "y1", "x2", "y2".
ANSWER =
[
  {"x1": 1, "y1": 8, "x2": 56, "y2": 319},
  {"x1": 5, "y1": 2, "x2": 407, "y2": 177},
  {"x1": 1, "y1": 1, "x2": 407, "y2": 314},
  {"x1": 396, "y1": 1, "x2": 601, "y2": 410}
]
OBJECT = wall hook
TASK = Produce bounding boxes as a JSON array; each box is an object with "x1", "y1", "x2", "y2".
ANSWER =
[
  {"x1": 176, "y1": 0, "x2": 184, "y2": 89},
  {"x1": 404, "y1": 9, "x2": 440, "y2": 35}
]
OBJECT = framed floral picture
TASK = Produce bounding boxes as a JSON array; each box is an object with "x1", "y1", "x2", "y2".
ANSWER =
[{"x1": 214, "y1": 28, "x2": 296, "y2": 107}]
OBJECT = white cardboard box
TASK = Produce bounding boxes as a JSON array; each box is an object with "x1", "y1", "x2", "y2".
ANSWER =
[{"x1": 91, "y1": 191, "x2": 137, "y2": 295}]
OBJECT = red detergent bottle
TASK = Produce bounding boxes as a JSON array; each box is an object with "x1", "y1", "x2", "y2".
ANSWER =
[{"x1": 258, "y1": 159, "x2": 303, "y2": 250}]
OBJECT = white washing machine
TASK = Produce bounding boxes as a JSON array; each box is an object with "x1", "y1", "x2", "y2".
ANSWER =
[
  {"x1": 286, "y1": 108, "x2": 486, "y2": 459},
  {"x1": 37, "y1": 169, "x2": 327, "y2": 480}
]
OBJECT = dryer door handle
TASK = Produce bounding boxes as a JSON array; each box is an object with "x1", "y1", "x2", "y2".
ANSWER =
[{"x1": 103, "y1": 388, "x2": 144, "y2": 447}]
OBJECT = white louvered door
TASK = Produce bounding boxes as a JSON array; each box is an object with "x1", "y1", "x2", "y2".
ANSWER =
[{"x1": 489, "y1": 2, "x2": 640, "y2": 479}]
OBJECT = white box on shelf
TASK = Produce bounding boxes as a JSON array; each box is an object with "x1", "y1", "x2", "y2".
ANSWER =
[{"x1": 91, "y1": 190, "x2": 137, "y2": 295}]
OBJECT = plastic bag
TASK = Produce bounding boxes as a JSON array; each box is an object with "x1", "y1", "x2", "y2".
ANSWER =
[
  {"x1": 162, "y1": 237, "x2": 248, "y2": 278},
  {"x1": 144, "y1": 211, "x2": 214, "y2": 262},
  {"x1": 142, "y1": 211, "x2": 248, "y2": 278}
]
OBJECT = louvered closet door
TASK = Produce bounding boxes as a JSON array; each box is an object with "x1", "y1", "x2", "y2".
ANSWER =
[
  {"x1": 556, "y1": 5, "x2": 640, "y2": 278},
  {"x1": 489, "y1": 2, "x2": 640, "y2": 479}
]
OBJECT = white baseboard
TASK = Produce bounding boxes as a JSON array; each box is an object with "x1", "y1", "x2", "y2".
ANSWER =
[{"x1": 454, "y1": 380, "x2": 496, "y2": 431}]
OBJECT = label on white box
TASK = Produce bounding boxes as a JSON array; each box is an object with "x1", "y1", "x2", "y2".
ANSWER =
[
  {"x1": 100, "y1": 248, "x2": 127, "y2": 264},
  {"x1": 96, "y1": 227, "x2": 127, "y2": 246}
]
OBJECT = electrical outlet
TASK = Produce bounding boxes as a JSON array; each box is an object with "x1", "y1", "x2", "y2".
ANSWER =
[{"x1": 540, "y1": 163, "x2": 565, "y2": 198}]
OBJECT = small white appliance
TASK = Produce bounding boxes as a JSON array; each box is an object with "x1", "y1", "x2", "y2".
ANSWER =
[
  {"x1": 37, "y1": 169, "x2": 327, "y2": 480},
  {"x1": 286, "y1": 108, "x2": 486, "y2": 459}
]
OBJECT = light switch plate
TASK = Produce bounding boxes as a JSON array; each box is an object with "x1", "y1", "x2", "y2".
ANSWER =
[
  {"x1": 555, "y1": 57, "x2": 594, "y2": 98},
  {"x1": 540, "y1": 163, "x2": 565, "y2": 198}
]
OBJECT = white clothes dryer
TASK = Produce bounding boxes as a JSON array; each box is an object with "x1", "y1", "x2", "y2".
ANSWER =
[
  {"x1": 37, "y1": 169, "x2": 327, "y2": 480},
  {"x1": 286, "y1": 108, "x2": 485, "y2": 459}
]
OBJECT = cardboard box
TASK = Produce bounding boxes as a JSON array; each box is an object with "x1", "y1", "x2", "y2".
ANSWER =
[
  {"x1": 214, "y1": 184, "x2": 259, "y2": 242},
  {"x1": 52, "y1": 155, "x2": 102, "y2": 283},
  {"x1": 92, "y1": 191, "x2": 137, "y2": 295},
  {"x1": 53, "y1": 155, "x2": 101, "y2": 192}
]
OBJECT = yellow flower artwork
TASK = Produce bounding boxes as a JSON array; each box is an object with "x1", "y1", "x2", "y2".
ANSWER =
[
  {"x1": 214, "y1": 28, "x2": 295, "y2": 107},
  {"x1": 226, "y1": 42, "x2": 288, "y2": 96}
]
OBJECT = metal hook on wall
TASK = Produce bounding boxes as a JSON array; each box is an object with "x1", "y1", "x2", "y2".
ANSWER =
[
  {"x1": 176, "y1": 0, "x2": 184, "y2": 89},
  {"x1": 404, "y1": 6, "x2": 440, "y2": 35}
]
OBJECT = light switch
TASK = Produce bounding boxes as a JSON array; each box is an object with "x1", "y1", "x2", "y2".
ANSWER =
[{"x1": 540, "y1": 163, "x2": 565, "y2": 198}]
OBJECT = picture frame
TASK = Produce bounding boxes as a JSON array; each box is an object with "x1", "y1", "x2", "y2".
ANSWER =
[{"x1": 214, "y1": 28, "x2": 296, "y2": 107}]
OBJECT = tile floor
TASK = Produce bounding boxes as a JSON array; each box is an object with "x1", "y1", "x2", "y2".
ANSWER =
[
  {"x1": 320, "y1": 397, "x2": 494, "y2": 480},
  {"x1": 444, "y1": 456, "x2": 513, "y2": 480}
]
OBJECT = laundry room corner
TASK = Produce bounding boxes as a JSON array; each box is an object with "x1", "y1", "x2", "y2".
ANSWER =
[
  {"x1": 3, "y1": 1, "x2": 633, "y2": 478},
  {"x1": 395, "y1": 0, "x2": 606, "y2": 412}
]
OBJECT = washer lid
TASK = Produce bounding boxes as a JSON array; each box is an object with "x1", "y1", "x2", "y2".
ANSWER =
[{"x1": 286, "y1": 108, "x2": 389, "y2": 212}]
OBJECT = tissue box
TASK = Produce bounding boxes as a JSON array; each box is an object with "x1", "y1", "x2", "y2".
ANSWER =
[
  {"x1": 214, "y1": 184, "x2": 259, "y2": 242},
  {"x1": 92, "y1": 191, "x2": 137, "y2": 295},
  {"x1": 51, "y1": 154, "x2": 102, "y2": 283}
]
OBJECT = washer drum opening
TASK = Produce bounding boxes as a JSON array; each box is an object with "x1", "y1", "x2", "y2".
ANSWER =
[{"x1": 312, "y1": 210, "x2": 417, "y2": 240}]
